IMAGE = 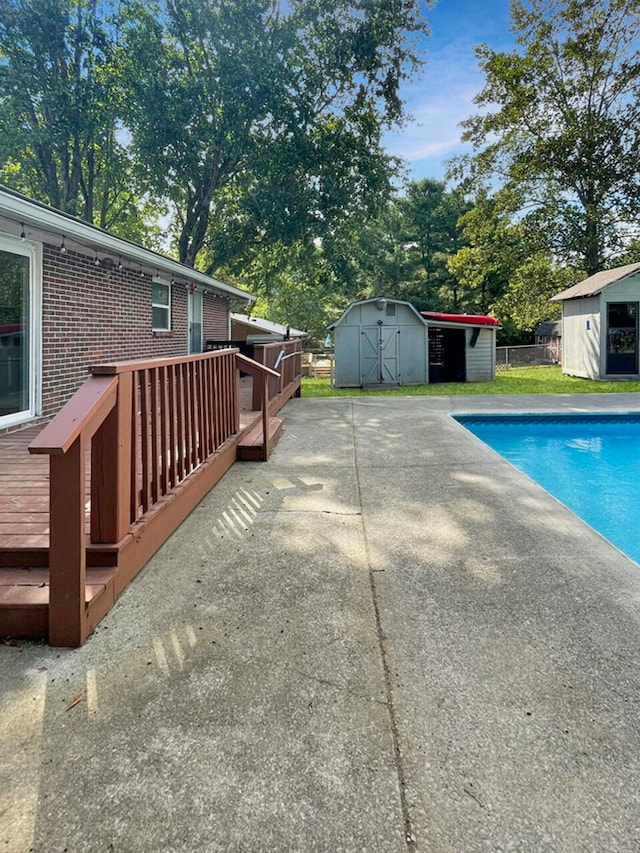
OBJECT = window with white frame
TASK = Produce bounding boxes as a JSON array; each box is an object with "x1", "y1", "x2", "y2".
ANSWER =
[
  {"x1": 152, "y1": 280, "x2": 171, "y2": 331},
  {"x1": 0, "y1": 233, "x2": 40, "y2": 427}
]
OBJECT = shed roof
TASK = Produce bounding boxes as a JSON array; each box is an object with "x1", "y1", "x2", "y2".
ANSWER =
[
  {"x1": 0, "y1": 184, "x2": 254, "y2": 305},
  {"x1": 550, "y1": 263, "x2": 640, "y2": 302},
  {"x1": 421, "y1": 311, "x2": 500, "y2": 327},
  {"x1": 231, "y1": 313, "x2": 307, "y2": 338},
  {"x1": 327, "y1": 298, "x2": 427, "y2": 330},
  {"x1": 535, "y1": 320, "x2": 562, "y2": 337}
]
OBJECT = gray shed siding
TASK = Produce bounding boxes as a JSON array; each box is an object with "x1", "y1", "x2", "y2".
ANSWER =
[
  {"x1": 333, "y1": 300, "x2": 428, "y2": 387},
  {"x1": 560, "y1": 274, "x2": 640, "y2": 379},
  {"x1": 598, "y1": 275, "x2": 640, "y2": 378},
  {"x1": 561, "y1": 295, "x2": 600, "y2": 379},
  {"x1": 465, "y1": 327, "x2": 496, "y2": 381}
]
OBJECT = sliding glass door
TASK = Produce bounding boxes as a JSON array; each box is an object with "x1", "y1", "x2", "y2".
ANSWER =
[{"x1": 0, "y1": 238, "x2": 38, "y2": 426}]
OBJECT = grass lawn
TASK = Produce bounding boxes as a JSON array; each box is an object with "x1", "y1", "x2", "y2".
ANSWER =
[{"x1": 302, "y1": 365, "x2": 640, "y2": 397}]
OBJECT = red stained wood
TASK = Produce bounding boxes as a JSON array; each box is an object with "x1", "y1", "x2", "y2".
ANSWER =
[
  {"x1": 29, "y1": 376, "x2": 118, "y2": 455},
  {"x1": 0, "y1": 347, "x2": 302, "y2": 645},
  {"x1": 48, "y1": 438, "x2": 87, "y2": 646}
]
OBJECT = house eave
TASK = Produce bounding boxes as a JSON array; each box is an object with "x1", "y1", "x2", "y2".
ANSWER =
[{"x1": 0, "y1": 185, "x2": 254, "y2": 304}]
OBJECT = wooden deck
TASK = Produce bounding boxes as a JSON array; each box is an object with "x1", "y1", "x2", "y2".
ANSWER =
[
  {"x1": 0, "y1": 345, "x2": 302, "y2": 645},
  {"x1": 0, "y1": 378, "x2": 257, "y2": 554}
]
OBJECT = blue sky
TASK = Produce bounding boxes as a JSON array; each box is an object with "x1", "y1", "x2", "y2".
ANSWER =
[{"x1": 383, "y1": 0, "x2": 515, "y2": 183}]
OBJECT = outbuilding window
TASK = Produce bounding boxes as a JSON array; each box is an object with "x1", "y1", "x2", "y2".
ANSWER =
[
  {"x1": 152, "y1": 280, "x2": 171, "y2": 331},
  {"x1": 606, "y1": 302, "x2": 638, "y2": 374}
]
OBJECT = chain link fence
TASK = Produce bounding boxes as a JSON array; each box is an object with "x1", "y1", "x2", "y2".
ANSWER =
[{"x1": 496, "y1": 344, "x2": 561, "y2": 369}]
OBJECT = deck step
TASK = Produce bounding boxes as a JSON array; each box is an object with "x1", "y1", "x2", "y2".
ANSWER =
[
  {"x1": 0, "y1": 566, "x2": 117, "y2": 641},
  {"x1": 237, "y1": 416, "x2": 283, "y2": 461}
]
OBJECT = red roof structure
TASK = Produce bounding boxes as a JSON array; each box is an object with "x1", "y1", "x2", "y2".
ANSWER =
[{"x1": 421, "y1": 311, "x2": 500, "y2": 327}]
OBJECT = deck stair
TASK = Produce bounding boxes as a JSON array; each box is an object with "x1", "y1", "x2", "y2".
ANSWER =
[{"x1": 237, "y1": 416, "x2": 283, "y2": 461}]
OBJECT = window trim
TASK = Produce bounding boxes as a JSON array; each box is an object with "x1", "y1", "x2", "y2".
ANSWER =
[
  {"x1": 605, "y1": 300, "x2": 638, "y2": 375},
  {"x1": 152, "y1": 278, "x2": 171, "y2": 332}
]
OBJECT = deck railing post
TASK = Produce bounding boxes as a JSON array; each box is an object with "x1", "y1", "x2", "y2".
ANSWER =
[
  {"x1": 48, "y1": 436, "x2": 87, "y2": 647},
  {"x1": 260, "y1": 373, "x2": 270, "y2": 461},
  {"x1": 90, "y1": 371, "x2": 133, "y2": 543},
  {"x1": 251, "y1": 345, "x2": 265, "y2": 410}
]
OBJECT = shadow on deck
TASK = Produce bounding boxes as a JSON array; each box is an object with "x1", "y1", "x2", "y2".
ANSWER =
[{"x1": 0, "y1": 343, "x2": 302, "y2": 646}]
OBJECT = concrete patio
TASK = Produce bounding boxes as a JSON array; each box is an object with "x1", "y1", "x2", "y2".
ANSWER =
[{"x1": 2, "y1": 394, "x2": 640, "y2": 852}]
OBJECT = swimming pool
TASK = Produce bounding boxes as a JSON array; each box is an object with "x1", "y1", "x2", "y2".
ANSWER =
[{"x1": 454, "y1": 413, "x2": 640, "y2": 566}]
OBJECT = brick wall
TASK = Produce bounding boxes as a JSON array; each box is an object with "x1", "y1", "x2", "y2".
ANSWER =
[
  {"x1": 203, "y1": 293, "x2": 230, "y2": 341},
  {"x1": 40, "y1": 243, "x2": 231, "y2": 418}
]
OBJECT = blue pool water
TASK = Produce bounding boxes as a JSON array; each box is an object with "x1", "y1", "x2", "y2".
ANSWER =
[{"x1": 454, "y1": 413, "x2": 640, "y2": 566}]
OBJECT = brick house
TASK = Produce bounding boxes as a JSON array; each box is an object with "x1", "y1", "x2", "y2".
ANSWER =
[{"x1": 0, "y1": 185, "x2": 254, "y2": 434}]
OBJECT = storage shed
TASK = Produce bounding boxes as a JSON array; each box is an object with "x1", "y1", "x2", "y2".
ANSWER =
[
  {"x1": 328, "y1": 298, "x2": 427, "y2": 387},
  {"x1": 421, "y1": 311, "x2": 500, "y2": 383},
  {"x1": 327, "y1": 298, "x2": 499, "y2": 387},
  {"x1": 550, "y1": 263, "x2": 640, "y2": 379}
]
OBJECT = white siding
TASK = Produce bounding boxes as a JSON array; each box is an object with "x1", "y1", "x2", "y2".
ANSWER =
[
  {"x1": 561, "y1": 296, "x2": 600, "y2": 378},
  {"x1": 465, "y1": 327, "x2": 495, "y2": 381},
  {"x1": 601, "y1": 275, "x2": 640, "y2": 301}
]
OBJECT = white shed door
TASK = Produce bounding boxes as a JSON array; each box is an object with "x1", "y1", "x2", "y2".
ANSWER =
[{"x1": 361, "y1": 325, "x2": 400, "y2": 384}]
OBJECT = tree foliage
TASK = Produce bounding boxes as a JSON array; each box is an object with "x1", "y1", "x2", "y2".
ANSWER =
[
  {"x1": 0, "y1": 0, "x2": 429, "y2": 264},
  {"x1": 0, "y1": 0, "x2": 146, "y2": 233},
  {"x1": 118, "y1": 0, "x2": 429, "y2": 267},
  {"x1": 446, "y1": 191, "x2": 526, "y2": 314},
  {"x1": 457, "y1": 0, "x2": 640, "y2": 276}
]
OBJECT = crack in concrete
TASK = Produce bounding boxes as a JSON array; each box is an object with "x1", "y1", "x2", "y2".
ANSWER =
[
  {"x1": 291, "y1": 667, "x2": 388, "y2": 707},
  {"x1": 350, "y1": 399, "x2": 418, "y2": 852}
]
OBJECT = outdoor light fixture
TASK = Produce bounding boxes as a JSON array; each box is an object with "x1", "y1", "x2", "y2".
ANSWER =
[
  {"x1": 94, "y1": 251, "x2": 100, "y2": 266},
  {"x1": 118, "y1": 257, "x2": 124, "y2": 271},
  {"x1": 60, "y1": 236, "x2": 67, "y2": 254},
  {"x1": 376, "y1": 297, "x2": 387, "y2": 311},
  {"x1": 19, "y1": 223, "x2": 25, "y2": 242}
]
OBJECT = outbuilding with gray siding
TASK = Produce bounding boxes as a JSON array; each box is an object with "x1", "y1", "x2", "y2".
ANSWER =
[
  {"x1": 551, "y1": 263, "x2": 640, "y2": 380},
  {"x1": 327, "y1": 298, "x2": 499, "y2": 388}
]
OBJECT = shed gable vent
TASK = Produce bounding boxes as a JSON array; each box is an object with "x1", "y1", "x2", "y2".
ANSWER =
[{"x1": 385, "y1": 303, "x2": 396, "y2": 317}]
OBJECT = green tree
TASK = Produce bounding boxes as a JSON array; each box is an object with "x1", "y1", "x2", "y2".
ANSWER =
[
  {"x1": 0, "y1": 0, "x2": 144, "y2": 232},
  {"x1": 399, "y1": 178, "x2": 470, "y2": 309},
  {"x1": 119, "y1": 0, "x2": 429, "y2": 268},
  {"x1": 447, "y1": 191, "x2": 526, "y2": 314},
  {"x1": 491, "y1": 255, "x2": 573, "y2": 332},
  {"x1": 458, "y1": 0, "x2": 640, "y2": 276}
]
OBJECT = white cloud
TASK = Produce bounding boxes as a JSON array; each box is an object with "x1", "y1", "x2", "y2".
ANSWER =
[{"x1": 384, "y1": 45, "x2": 484, "y2": 168}]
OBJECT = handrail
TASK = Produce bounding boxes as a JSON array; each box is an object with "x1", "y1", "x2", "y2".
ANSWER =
[
  {"x1": 25, "y1": 348, "x2": 242, "y2": 646},
  {"x1": 28, "y1": 375, "x2": 118, "y2": 455},
  {"x1": 235, "y1": 353, "x2": 280, "y2": 379},
  {"x1": 251, "y1": 340, "x2": 302, "y2": 410},
  {"x1": 236, "y1": 353, "x2": 280, "y2": 461},
  {"x1": 91, "y1": 349, "x2": 235, "y2": 374}
]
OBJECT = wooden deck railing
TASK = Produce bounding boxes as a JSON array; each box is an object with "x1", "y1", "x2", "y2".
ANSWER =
[
  {"x1": 92, "y1": 351, "x2": 240, "y2": 528},
  {"x1": 27, "y1": 348, "x2": 283, "y2": 647},
  {"x1": 252, "y1": 339, "x2": 303, "y2": 410}
]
